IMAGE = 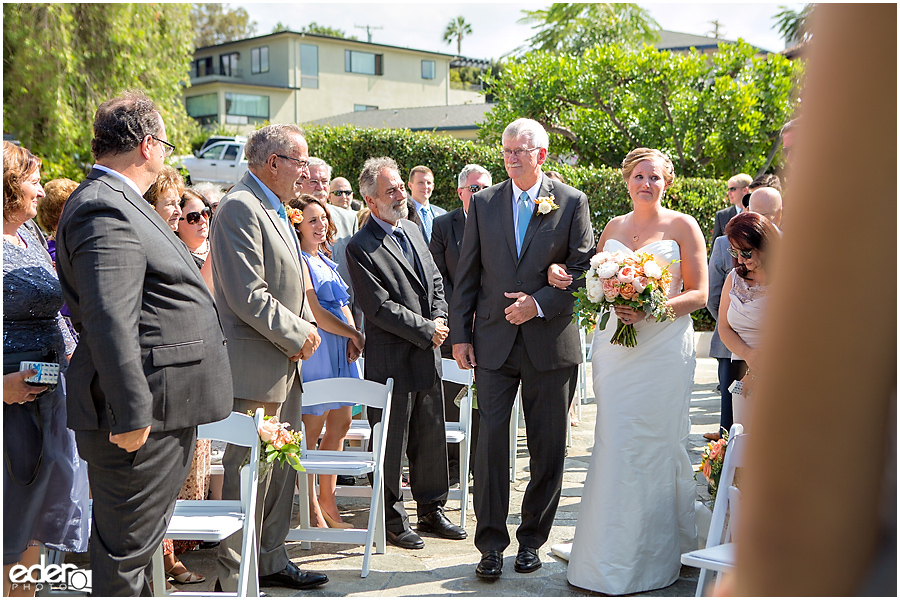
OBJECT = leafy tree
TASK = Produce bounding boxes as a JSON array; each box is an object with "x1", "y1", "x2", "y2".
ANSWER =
[
  {"x1": 4, "y1": 3, "x2": 199, "y2": 179},
  {"x1": 773, "y1": 4, "x2": 815, "y2": 47},
  {"x1": 518, "y1": 3, "x2": 659, "y2": 54},
  {"x1": 272, "y1": 21, "x2": 289, "y2": 33},
  {"x1": 299, "y1": 22, "x2": 358, "y2": 40},
  {"x1": 191, "y1": 3, "x2": 256, "y2": 49},
  {"x1": 443, "y1": 16, "x2": 473, "y2": 55},
  {"x1": 480, "y1": 41, "x2": 802, "y2": 179}
]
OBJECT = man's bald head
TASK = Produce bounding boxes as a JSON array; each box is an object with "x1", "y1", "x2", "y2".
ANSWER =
[{"x1": 749, "y1": 187, "x2": 783, "y2": 228}]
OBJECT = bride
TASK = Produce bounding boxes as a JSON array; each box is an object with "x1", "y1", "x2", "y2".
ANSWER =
[{"x1": 549, "y1": 148, "x2": 707, "y2": 595}]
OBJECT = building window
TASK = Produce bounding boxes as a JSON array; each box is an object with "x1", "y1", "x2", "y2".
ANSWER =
[
  {"x1": 220, "y1": 52, "x2": 239, "y2": 77},
  {"x1": 251, "y1": 46, "x2": 269, "y2": 74},
  {"x1": 421, "y1": 60, "x2": 436, "y2": 80},
  {"x1": 225, "y1": 93, "x2": 269, "y2": 125},
  {"x1": 354, "y1": 104, "x2": 378, "y2": 112},
  {"x1": 186, "y1": 93, "x2": 218, "y2": 126},
  {"x1": 345, "y1": 50, "x2": 383, "y2": 76},
  {"x1": 193, "y1": 56, "x2": 214, "y2": 78},
  {"x1": 301, "y1": 44, "x2": 318, "y2": 89}
]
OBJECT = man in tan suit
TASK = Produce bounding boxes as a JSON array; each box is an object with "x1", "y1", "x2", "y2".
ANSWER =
[{"x1": 210, "y1": 124, "x2": 327, "y2": 591}]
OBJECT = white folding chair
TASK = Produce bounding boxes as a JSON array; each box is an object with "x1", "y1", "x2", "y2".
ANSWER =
[
  {"x1": 287, "y1": 378, "x2": 393, "y2": 578},
  {"x1": 681, "y1": 424, "x2": 745, "y2": 596},
  {"x1": 150, "y1": 409, "x2": 264, "y2": 597},
  {"x1": 439, "y1": 358, "x2": 474, "y2": 527},
  {"x1": 509, "y1": 385, "x2": 522, "y2": 481}
]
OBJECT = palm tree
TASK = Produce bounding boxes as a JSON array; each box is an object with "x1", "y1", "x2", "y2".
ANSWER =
[
  {"x1": 773, "y1": 4, "x2": 815, "y2": 47},
  {"x1": 443, "y1": 16, "x2": 472, "y2": 56}
]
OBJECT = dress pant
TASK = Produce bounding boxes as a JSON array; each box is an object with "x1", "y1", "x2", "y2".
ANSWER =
[
  {"x1": 75, "y1": 428, "x2": 195, "y2": 596},
  {"x1": 216, "y1": 381, "x2": 302, "y2": 592},
  {"x1": 716, "y1": 357, "x2": 735, "y2": 434},
  {"x1": 473, "y1": 329, "x2": 576, "y2": 554},
  {"x1": 368, "y1": 379, "x2": 448, "y2": 533}
]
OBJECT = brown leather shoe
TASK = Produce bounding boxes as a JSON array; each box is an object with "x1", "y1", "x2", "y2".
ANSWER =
[{"x1": 703, "y1": 432, "x2": 721, "y2": 441}]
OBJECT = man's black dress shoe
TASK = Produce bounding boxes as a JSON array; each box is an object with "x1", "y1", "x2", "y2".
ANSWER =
[
  {"x1": 386, "y1": 528, "x2": 425, "y2": 549},
  {"x1": 475, "y1": 550, "x2": 503, "y2": 580},
  {"x1": 336, "y1": 474, "x2": 356, "y2": 486},
  {"x1": 416, "y1": 508, "x2": 467, "y2": 540},
  {"x1": 258, "y1": 562, "x2": 328, "y2": 589},
  {"x1": 514, "y1": 547, "x2": 542, "y2": 573}
]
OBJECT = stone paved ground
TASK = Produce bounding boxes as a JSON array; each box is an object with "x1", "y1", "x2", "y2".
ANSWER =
[{"x1": 68, "y1": 344, "x2": 723, "y2": 597}]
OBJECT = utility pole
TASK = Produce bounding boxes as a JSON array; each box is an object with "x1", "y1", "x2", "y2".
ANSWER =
[
  {"x1": 354, "y1": 24, "x2": 383, "y2": 43},
  {"x1": 708, "y1": 19, "x2": 724, "y2": 39}
]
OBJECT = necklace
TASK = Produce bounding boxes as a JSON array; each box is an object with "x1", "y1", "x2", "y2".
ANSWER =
[
  {"x1": 189, "y1": 239, "x2": 209, "y2": 258},
  {"x1": 631, "y1": 213, "x2": 654, "y2": 242}
]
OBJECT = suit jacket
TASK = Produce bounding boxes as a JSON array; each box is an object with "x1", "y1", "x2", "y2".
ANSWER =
[
  {"x1": 56, "y1": 168, "x2": 233, "y2": 433},
  {"x1": 706, "y1": 235, "x2": 734, "y2": 359},
  {"x1": 328, "y1": 203, "x2": 359, "y2": 244},
  {"x1": 345, "y1": 217, "x2": 447, "y2": 394},
  {"x1": 711, "y1": 205, "x2": 738, "y2": 240},
  {"x1": 429, "y1": 208, "x2": 465, "y2": 358},
  {"x1": 406, "y1": 199, "x2": 447, "y2": 241},
  {"x1": 209, "y1": 172, "x2": 316, "y2": 403},
  {"x1": 450, "y1": 176, "x2": 594, "y2": 372}
]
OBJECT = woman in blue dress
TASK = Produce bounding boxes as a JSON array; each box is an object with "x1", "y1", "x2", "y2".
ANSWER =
[{"x1": 290, "y1": 194, "x2": 365, "y2": 529}]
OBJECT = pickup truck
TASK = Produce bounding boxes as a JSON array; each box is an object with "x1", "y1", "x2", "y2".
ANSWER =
[{"x1": 180, "y1": 140, "x2": 248, "y2": 186}]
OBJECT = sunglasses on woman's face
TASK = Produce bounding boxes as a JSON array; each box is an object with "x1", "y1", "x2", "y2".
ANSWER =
[
  {"x1": 180, "y1": 207, "x2": 211, "y2": 224},
  {"x1": 727, "y1": 246, "x2": 753, "y2": 259}
]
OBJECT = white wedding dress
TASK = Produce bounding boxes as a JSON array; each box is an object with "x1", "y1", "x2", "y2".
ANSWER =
[{"x1": 566, "y1": 239, "x2": 698, "y2": 595}]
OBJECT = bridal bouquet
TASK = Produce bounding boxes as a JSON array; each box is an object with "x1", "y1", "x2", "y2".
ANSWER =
[
  {"x1": 699, "y1": 430, "x2": 730, "y2": 501},
  {"x1": 572, "y1": 250, "x2": 676, "y2": 347},
  {"x1": 252, "y1": 413, "x2": 305, "y2": 474}
]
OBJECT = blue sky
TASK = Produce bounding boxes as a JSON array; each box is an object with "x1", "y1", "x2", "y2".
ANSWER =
[{"x1": 234, "y1": 1, "x2": 807, "y2": 59}]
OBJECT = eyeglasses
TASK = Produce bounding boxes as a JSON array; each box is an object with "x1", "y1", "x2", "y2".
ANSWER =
[
  {"x1": 303, "y1": 178, "x2": 329, "y2": 188},
  {"x1": 275, "y1": 154, "x2": 310, "y2": 170},
  {"x1": 179, "y1": 207, "x2": 211, "y2": 224},
  {"x1": 151, "y1": 135, "x2": 175, "y2": 157},
  {"x1": 466, "y1": 185, "x2": 488, "y2": 193},
  {"x1": 331, "y1": 190, "x2": 352, "y2": 197},
  {"x1": 727, "y1": 186, "x2": 739, "y2": 192},
  {"x1": 727, "y1": 246, "x2": 753, "y2": 259},
  {"x1": 501, "y1": 147, "x2": 539, "y2": 159}
]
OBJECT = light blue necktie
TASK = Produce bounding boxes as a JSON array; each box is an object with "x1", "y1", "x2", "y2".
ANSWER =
[
  {"x1": 419, "y1": 205, "x2": 433, "y2": 242},
  {"x1": 516, "y1": 191, "x2": 531, "y2": 255},
  {"x1": 276, "y1": 203, "x2": 290, "y2": 230}
]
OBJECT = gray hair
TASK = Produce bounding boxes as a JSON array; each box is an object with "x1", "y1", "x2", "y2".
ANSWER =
[
  {"x1": 502, "y1": 118, "x2": 549, "y2": 150},
  {"x1": 457, "y1": 164, "x2": 492, "y2": 188},
  {"x1": 244, "y1": 123, "x2": 305, "y2": 168},
  {"x1": 307, "y1": 157, "x2": 332, "y2": 181},
  {"x1": 191, "y1": 181, "x2": 224, "y2": 204},
  {"x1": 359, "y1": 156, "x2": 399, "y2": 199}
]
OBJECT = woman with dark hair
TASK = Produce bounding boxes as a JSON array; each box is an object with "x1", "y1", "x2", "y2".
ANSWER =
[
  {"x1": 718, "y1": 211, "x2": 779, "y2": 427},
  {"x1": 176, "y1": 189, "x2": 211, "y2": 269},
  {"x1": 3, "y1": 142, "x2": 89, "y2": 596},
  {"x1": 289, "y1": 194, "x2": 364, "y2": 529}
]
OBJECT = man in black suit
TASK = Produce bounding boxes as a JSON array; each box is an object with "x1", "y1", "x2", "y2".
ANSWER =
[
  {"x1": 710, "y1": 173, "x2": 751, "y2": 240},
  {"x1": 345, "y1": 157, "x2": 467, "y2": 550},
  {"x1": 451, "y1": 118, "x2": 594, "y2": 579},
  {"x1": 429, "y1": 163, "x2": 492, "y2": 486},
  {"x1": 56, "y1": 91, "x2": 233, "y2": 595}
]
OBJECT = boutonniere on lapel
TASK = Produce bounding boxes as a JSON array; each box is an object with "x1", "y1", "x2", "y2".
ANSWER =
[
  {"x1": 285, "y1": 206, "x2": 303, "y2": 225},
  {"x1": 534, "y1": 195, "x2": 560, "y2": 216}
]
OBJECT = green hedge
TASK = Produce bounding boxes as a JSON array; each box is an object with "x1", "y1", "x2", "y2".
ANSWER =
[{"x1": 304, "y1": 125, "x2": 723, "y2": 330}]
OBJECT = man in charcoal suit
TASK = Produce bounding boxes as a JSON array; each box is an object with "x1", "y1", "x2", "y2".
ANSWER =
[
  {"x1": 450, "y1": 118, "x2": 594, "y2": 579},
  {"x1": 405, "y1": 165, "x2": 446, "y2": 243},
  {"x1": 210, "y1": 124, "x2": 327, "y2": 592},
  {"x1": 710, "y1": 173, "x2": 751, "y2": 240},
  {"x1": 56, "y1": 91, "x2": 233, "y2": 595},
  {"x1": 345, "y1": 157, "x2": 467, "y2": 550},
  {"x1": 428, "y1": 163, "x2": 492, "y2": 486}
]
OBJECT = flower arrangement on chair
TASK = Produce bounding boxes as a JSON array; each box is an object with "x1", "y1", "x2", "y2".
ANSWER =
[
  {"x1": 251, "y1": 414, "x2": 305, "y2": 475},
  {"x1": 698, "y1": 429, "x2": 729, "y2": 501}
]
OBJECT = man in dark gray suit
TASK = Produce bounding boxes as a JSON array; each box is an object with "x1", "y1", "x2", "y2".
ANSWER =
[
  {"x1": 451, "y1": 118, "x2": 594, "y2": 579},
  {"x1": 56, "y1": 91, "x2": 233, "y2": 596},
  {"x1": 429, "y1": 163, "x2": 492, "y2": 486},
  {"x1": 710, "y1": 173, "x2": 751, "y2": 240},
  {"x1": 345, "y1": 157, "x2": 467, "y2": 550},
  {"x1": 406, "y1": 165, "x2": 447, "y2": 243},
  {"x1": 210, "y1": 124, "x2": 327, "y2": 591}
]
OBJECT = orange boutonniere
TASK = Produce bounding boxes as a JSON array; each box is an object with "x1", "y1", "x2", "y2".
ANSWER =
[{"x1": 285, "y1": 206, "x2": 303, "y2": 225}]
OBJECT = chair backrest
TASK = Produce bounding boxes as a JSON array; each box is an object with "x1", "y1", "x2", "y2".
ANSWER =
[
  {"x1": 301, "y1": 377, "x2": 391, "y2": 411},
  {"x1": 198, "y1": 409, "x2": 263, "y2": 522},
  {"x1": 441, "y1": 358, "x2": 473, "y2": 386},
  {"x1": 705, "y1": 423, "x2": 745, "y2": 549}
]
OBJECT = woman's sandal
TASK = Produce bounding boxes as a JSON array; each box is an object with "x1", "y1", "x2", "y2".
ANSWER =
[{"x1": 166, "y1": 566, "x2": 206, "y2": 584}]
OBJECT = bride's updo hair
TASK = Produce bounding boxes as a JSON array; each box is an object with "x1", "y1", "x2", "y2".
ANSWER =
[
  {"x1": 725, "y1": 211, "x2": 780, "y2": 279},
  {"x1": 621, "y1": 148, "x2": 675, "y2": 187}
]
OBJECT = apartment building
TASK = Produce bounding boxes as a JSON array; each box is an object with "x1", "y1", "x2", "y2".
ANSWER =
[{"x1": 184, "y1": 31, "x2": 484, "y2": 131}]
